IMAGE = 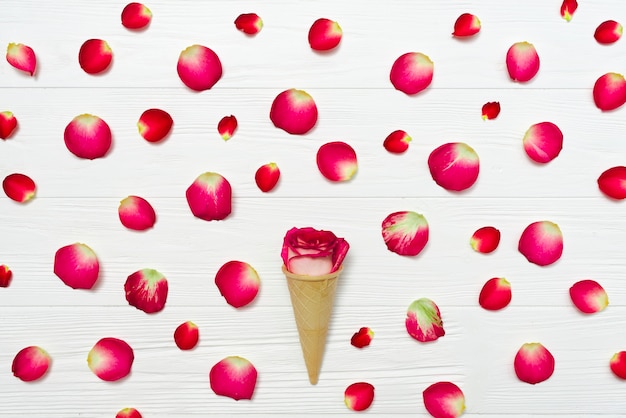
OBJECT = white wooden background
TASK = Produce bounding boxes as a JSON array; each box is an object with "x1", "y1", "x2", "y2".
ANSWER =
[{"x1": 1, "y1": 1, "x2": 626, "y2": 416}]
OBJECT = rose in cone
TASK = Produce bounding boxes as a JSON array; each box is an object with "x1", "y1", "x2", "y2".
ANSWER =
[{"x1": 282, "y1": 227, "x2": 349, "y2": 275}]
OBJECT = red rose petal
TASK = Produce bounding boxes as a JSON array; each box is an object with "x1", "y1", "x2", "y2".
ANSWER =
[
  {"x1": 382, "y1": 211, "x2": 429, "y2": 256},
  {"x1": 53, "y1": 243, "x2": 100, "y2": 289},
  {"x1": 598, "y1": 166, "x2": 626, "y2": 199},
  {"x1": 174, "y1": 321, "x2": 199, "y2": 350},
  {"x1": 118, "y1": 195, "x2": 157, "y2": 231},
  {"x1": 255, "y1": 162, "x2": 280, "y2": 192},
  {"x1": 0, "y1": 111, "x2": 18, "y2": 139},
  {"x1": 481, "y1": 102, "x2": 501, "y2": 120},
  {"x1": 569, "y1": 279, "x2": 608, "y2": 314},
  {"x1": 523, "y1": 121, "x2": 563, "y2": 164},
  {"x1": 479, "y1": 277, "x2": 512, "y2": 311},
  {"x1": 423, "y1": 381, "x2": 466, "y2": 418},
  {"x1": 116, "y1": 408, "x2": 142, "y2": 418},
  {"x1": 6, "y1": 43, "x2": 36, "y2": 76},
  {"x1": 383, "y1": 130, "x2": 412, "y2": 154},
  {"x1": 344, "y1": 382, "x2": 375, "y2": 411},
  {"x1": 390, "y1": 52, "x2": 434, "y2": 95},
  {"x1": 209, "y1": 356, "x2": 257, "y2": 400},
  {"x1": 452, "y1": 13, "x2": 481, "y2": 37},
  {"x1": 186, "y1": 172, "x2": 232, "y2": 221},
  {"x1": 87, "y1": 337, "x2": 134, "y2": 382},
  {"x1": 79, "y1": 39, "x2": 112, "y2": 74},
  {"x1": 316, "y1": 141, "x2": 358, "y2": 182},
  {"x1": 2, "y1": 173, "x2": 36, "y2": 203},
  {"x1": 308, "y1": 18, "x2": 342, "y2": 51},
  {"x1": 0, "y1": 265, "x2": 13, "y2": 288},
  {"x1": 234, "y1": 13, "x2": 263, "y2": 35},
  {"x1": 215, "y1": 260, "x2": 260, "y2": 308},
  {"x1": 125, "y1": 268, "x2": 168, "y2": 314},
  {"x1": 217, "y1": 115, "x2": 238, "y2": 140},
  {"x1": 428, "y1": 142, "x2": 479, "y2": 192},
  {"x1": 594, "y1": 20, "x2": 623, "y2": 44},
  {"x1": 350, "y1": 327, "x2": 374, "y2": 348},
  {"x1": 506, "y1": 41, "x2": 540, "y2": 83},
  {"x1": 593, "y1": 72, "x2": 626, "y2": 111},
  {"x1": 121, "y1": 2, "x2": 152, "y2": 30},
  {"x1": 610, "y1": 351, "x2": 626, "y2": 379},
  {"x1": 514, "y1": 342, "x2": 555, "y2": 384},
  {"x1": 270, "y1": 88, "x2": 318, "y2": 135},
  {"x1": 137, "y1": 108, "x2": 173, "y2": 143},
  {"x1": 12, "y1": 346, "x2": 51, "y2": 382},
  {"x1": 177, "y1": 44, "x2": 223, "y2": 91},
  {"x1": 64, "y1": 114, "x2": 112, "y2": 160},
  {"x1": 406, "y1": 298, "x2": 444, "y2": 342},
  {"x1": 518, "y1": 221, "x2": 563, "y2": 266},
  {"x1": 560, "y1": 0, "x2": 578, "y2": 22},
  {"x1": 470, "y1": 226, "x2": 501, "y2": 253}
]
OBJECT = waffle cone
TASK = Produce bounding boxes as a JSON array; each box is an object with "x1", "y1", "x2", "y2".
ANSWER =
[{"x1": 282, "y1": 264, "x2": 343, "y2": 385}]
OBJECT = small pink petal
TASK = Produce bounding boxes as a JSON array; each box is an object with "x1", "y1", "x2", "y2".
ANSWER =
[
  {"x1": 452, "y1": 13, "x2": 481, "y2": 37},
  {"x1": 569, "y1": 279, "x2": 608, "y2": 314},
  {"x1": 390, "y1": 52, "x2": 434, "y2": 95},
  {"x1": 428, "y1": 142, "x2": 480, "y2": 192},
  {"x1": 598, "y1": 166, "x2": 626, "y2": 200},
  {"x1": 610, "y1": 351, "x2": 626, "y2": 379},
  {"x1": 87, "y1": 337, "x2": 134, "y2": 382},
  {"x1": 116, "y1": 407, "x2": 142, "y2": 418},
  {"x1": 506, "y1": 41, "x2": 540, "y2": 83},
  {"x1": 121, "y1": 3, "x2": 152, "y2": 30},
  {"x1": 0, "y1": 264, "x2": 13, "y2": 288},
  {"x1": 255, "y1": 162, "x2": 280, "y2": 192},
  {"x1": 64, "y1": 114, "x2": 112, "y2": 160},
  {"x1": 125, "y1": 268, "x2": 168, "y2": 314},
  {"x1": 118, "y1": 195, "x2": 156, "y2": 231},
  {"x1": 514, "y1": 342, "x2": 555, "y2": 384},
  {"x1": 316, "y1": 141, "x2": 358, "y2": 182},
  {"x1": 137, "y1": 108, "x2": 173, "y2": 143},
  {"x1": 350, "y1": 327, "x2": 374, "y2": 348},
  {"x1": 382, "y1": 211, "x2": 429, "y2": 256},
  {"x1": 210, "y1": 356, "x2": 257, "y2": 400},
  {"x1": 6, "y1": 43, "x2": 36, "y2": 76},
  {"x1": 479, "y1": 277, "x2": 512, "y2": 311},
  {"x1": 177, "y1": 44, "x2": 222, "y2": 92},
  {"x1": 0, "y1": 111, "x2": 18, "y2": 139},
  {"x1": 12, "y1": 346, "x2": 51, "y2": 382},
  {"x1": 518, "y1": 221, "x2": 563, "y2": 266},
  {"x1": 174, "y1": 321, "x2": 199, "y2": 350},
  {"x1": 218, "y1": 115, "x2": 238, "y2": 140},
  {"x1": 560, "y1": 0, "x2": 578, "y2": 22},
  {"x1": 234, "y1": 13, "x2": 263, "y2": 35},
  {"x1": 406, "y1": 298, "x2": 445, "y2": 342},
  {"x1": 215, "y1": 260, "x2": 260, "y2": 308},
  {"x1": 593, "y1": 72, "x2": 626, "y2": 111},
  {"x1": 470, "y1": 226, "x2": 500, "y2": 254},
  {"x1": 79, "y1": 39, "x2": 112, "y2": 74},
  {"x1": 423, "y1": 381, "x2": 466, "y2": 418},
  {"x1": 383, "y1": 130, "x2": 412, "y2": 154},
  {"x1": 523, "y1": 121, "x2": 563, "y2": 164},
  {"x1": 308, "y1": 18, "x2": 342, "y2": 51},
  {"x1": 594, "y1": 20, "x2": 623, "y2": 44},
  {"x1": 270, "y1": 88, "x2": 318, "y2": 135},
  {"x1": 481, "y1": 102, "x2": 501, "y2": 120},
  {"x1": 2, "y1": 173, "x2": 36, "y2": 203},
  {"x1": 344, "y1": 382, "x2": 375, "y2": 411},
  {"x1": 54, "y1": 243, "x2": 100, "y2": 289},
  {"x1": 186, "y1": 172, "x2": 232, "y2": 221}
]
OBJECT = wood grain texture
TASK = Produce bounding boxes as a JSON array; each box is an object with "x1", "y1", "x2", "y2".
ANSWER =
[{"x1": 1, "y1": 0, "x2": 625, "y2": 417}]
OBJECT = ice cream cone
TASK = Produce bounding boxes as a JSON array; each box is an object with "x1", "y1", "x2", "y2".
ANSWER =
[{"x1": 282, "y1": 264, "x2": 343, "y2": 385}]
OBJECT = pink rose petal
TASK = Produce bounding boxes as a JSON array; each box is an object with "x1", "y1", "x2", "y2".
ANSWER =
[
  {"x1": 218, "y1": 115, "x2": 238, "y2": 140},
  {"x1": 79, "y1": 39, "x2": 112, "y2": 74},
  {"x1": 452, "y1": 13, "x2": 481, "y2": 37},
  {"x1": 560, "y1": 0, "x2": 578, "y2": 22},
  {"x1": 125, "y1": 268, "x2": 168, "y2": 314},
  {"x1": 506, "y1": 41, "x2": 540, "y2": 83},
  {"x1": 610, "y1": 351, "x2": 626, "y2": 379},
  {"x1": 3, "y1": 173, "x2": 36, "y2": 203},
  {"x1": 594, "y1": 20, "x2": 623, "y2": 44},
  {"x1": 121, "y1": 3, "x2": 152, "y2": 30},
  {"x1": 87, "y1": 337, "x2": 134, "y2": 382},
  {"x1": 428, "y1": 142, "x2": 479, "y2": 192},
  {"x1": 116, "y1": 408, "x2": 142, "y2": 418},
  {"x1": 522, "y1": 121, "x2": 563, "y2": 164},
  {"x1": 6, "y1": 43, "x2": 36, "y2": 76},
  {"x1": 514, "y1": 342, "x2": 555, "y2": 384},
  {"x1": 186, "y1": 172, "x2": 232, "y2": 221},
  {"x1": 308, "y1": 18, "x2": 342, "y2": 51},
  {"x1": 390, "y1": 52, "x2": 434, "y2": 95},
  {"x1": 209, "y1": 356, "x2": 257, "y2": 401},
  {"x1": 234, "y1": 13, "x2": 263, "y2": 35},
  {"x1": 344, "y1": 382, "x2": 375, "y2": 411},
  {"x1": 350, "y1": 327, "x2": 374, "y2": 348},
  {"x1": 118, "y1": 195, "x2": 156, "y2": 231},
  {"x1": 64, "y1": 114, "x2": 112, "y2": 160},
  {"x1": 174, "y1": 321, "x2": 199, "y2": 350},
  {"x1": 423, "y1": 381, "x2": 466, "y2": 418},
  {"x1": 215, "y1": 260, "x2": 260, "y2": 308},
  {"x1": 470, "y1": 226, "x2": 500, "y2": 254},
  {"x1": 598, "y1": 166, "x2": 626, "y2": 200},
  {"x1": 12, "y1": 346, "x2": 50, "y2": 382},
  {"x1": 270, "y1": 88, "x2": 318, "y2": 135},
  {"x1": 177, "y1": 44, "x2": 222, "y2": 91},
  {"x1": 0, "y1": 111, "x2": 18, "y2": 139},
  {"x1": 137, "y1": 108, "x2": 173, "y2": 143},
  {"x1": 0, "y1": 264, "x2": 13, "y2": 288},
  {"x1": 383, "y1": 130, "x2": 412, "y2": 154},
  {"x1": 593, "y1": 72, "x2": 626, "y2": 111},
  {"x1": 255, "y1": 162, "x2": 280, "y2": 192},
  {"x1": 518, "y1": 221, "x2": 563, "y2": 266},
  {"x1": 481, "y1": 102, "x2": 500, "y2": 120},
  {"x1": 53, "y1": 243, "x2": 100, "y2": 289},
  {"x1": 316, "y1": 141, "x2": 358, "y2": 182},
  {"x1": 406, "y1": 298, "x2": 445, "y2": 342},
  {"x1": 479, "y1": 277, "x2": 512, "y2": 311},
  {"x1": 569, "y1": 279, "x2": 608, "y2": 314},
  {"x1": 382, "y1": 211, "x2": 429, "y2": 256}
]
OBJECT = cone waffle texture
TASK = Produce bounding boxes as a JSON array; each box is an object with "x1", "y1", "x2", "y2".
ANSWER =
[{"x1": 282, "y1": 264, "x2": 343, "y2": 385}]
